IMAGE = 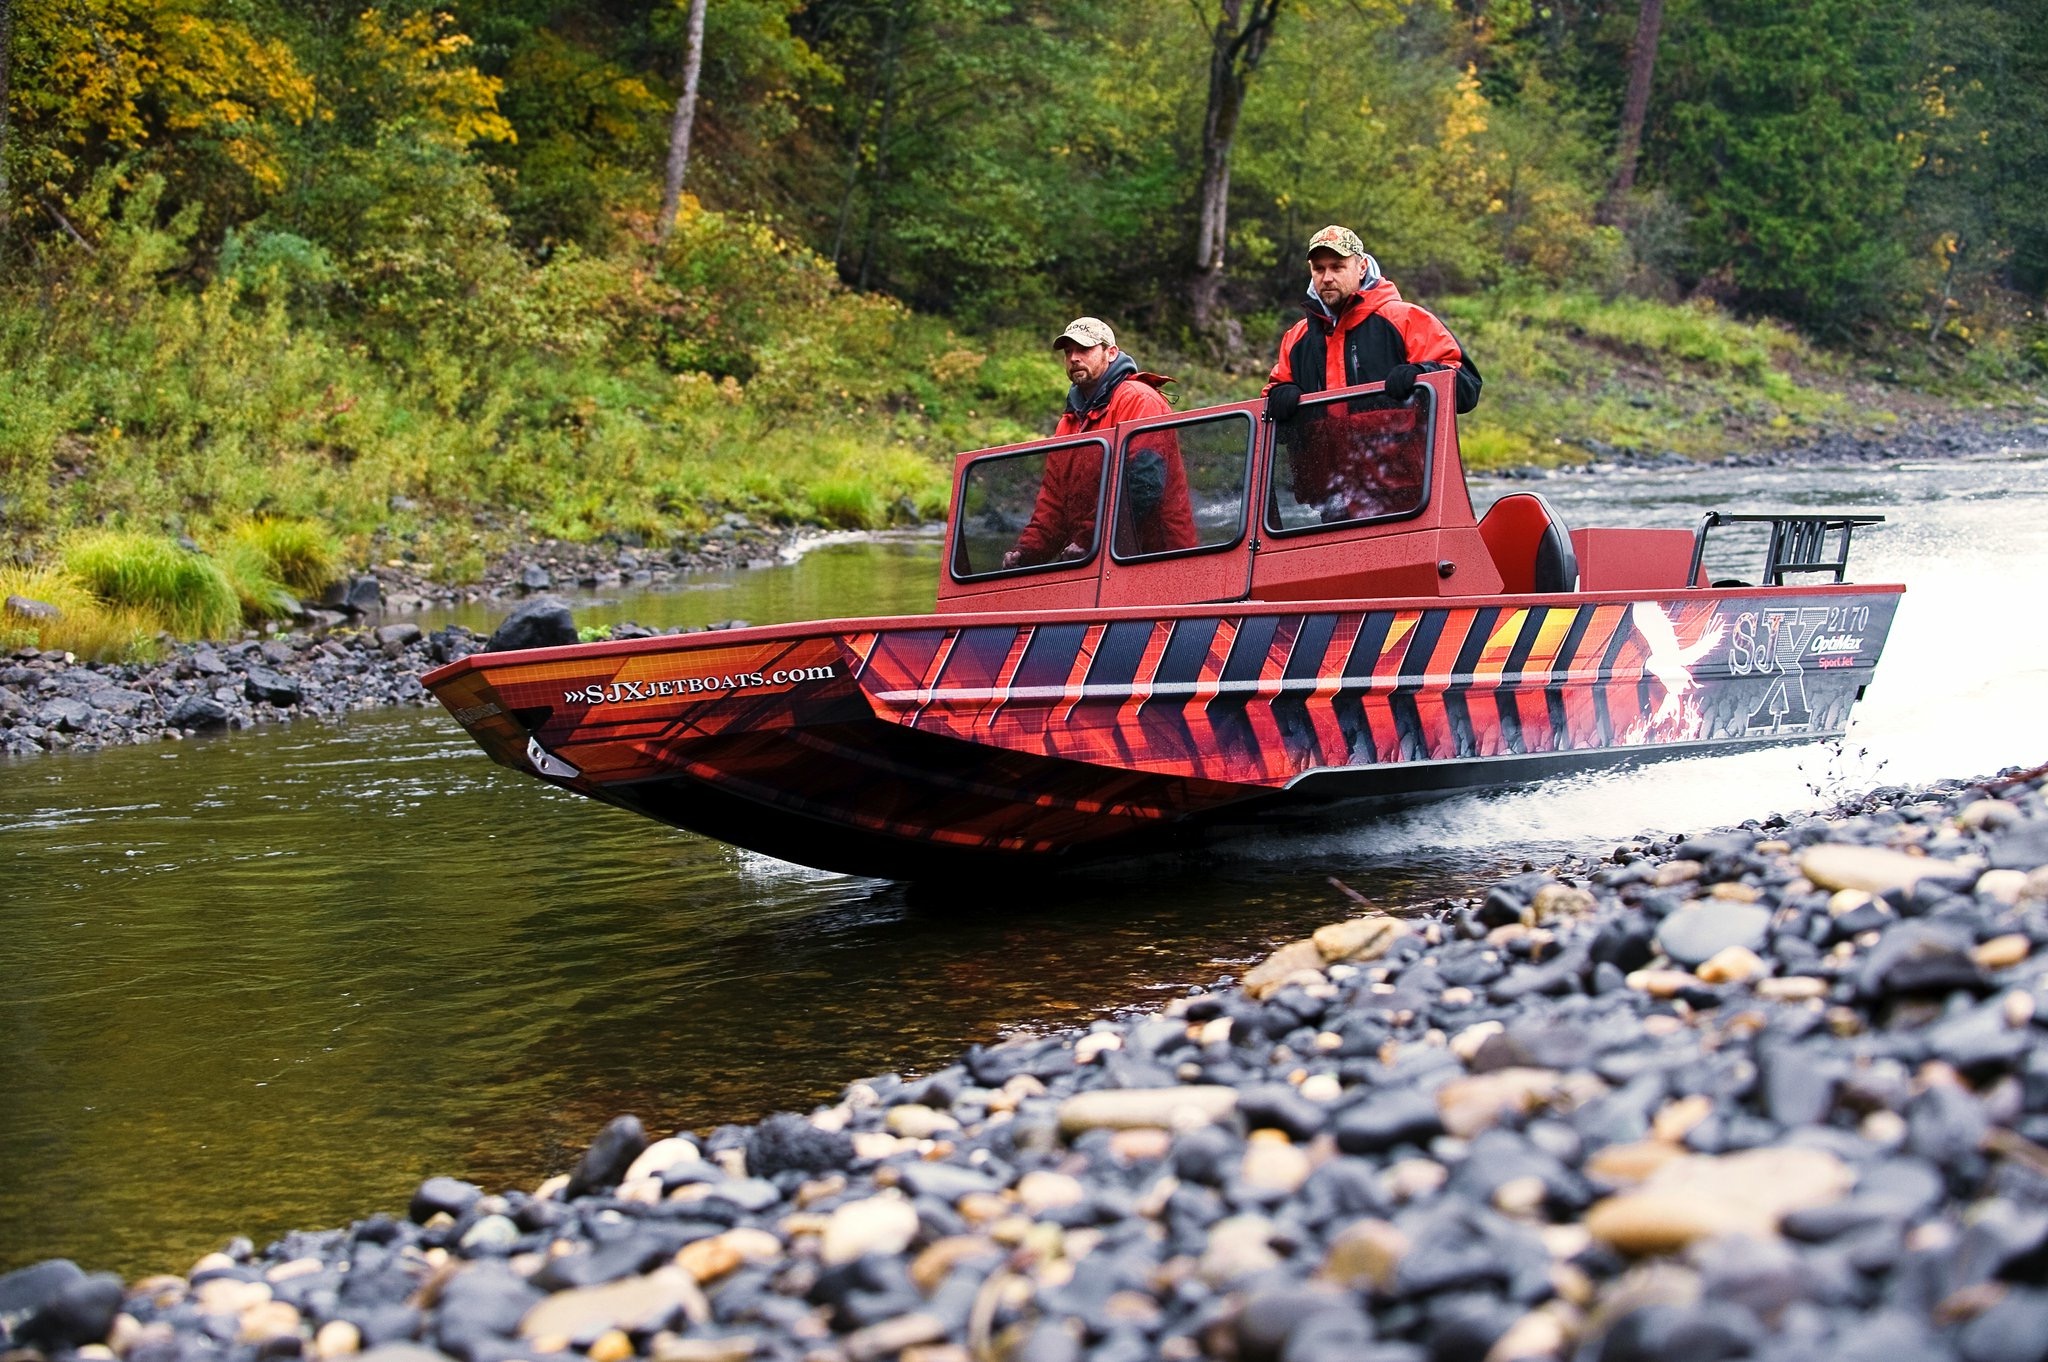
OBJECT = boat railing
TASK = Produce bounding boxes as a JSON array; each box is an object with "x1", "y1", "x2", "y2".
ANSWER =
[{"x1": 1688, "y1": 511, "x2": 1886, "y2": 586}]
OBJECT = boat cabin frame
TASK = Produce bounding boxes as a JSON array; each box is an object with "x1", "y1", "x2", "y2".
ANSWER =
[{"x1": 938, "y1": 373, "x2": 1880, "y2": 614}]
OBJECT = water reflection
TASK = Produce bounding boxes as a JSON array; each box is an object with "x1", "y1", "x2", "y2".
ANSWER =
[{"x1": 4, "y1": 451, "x2": 2046, "y2": 1277}]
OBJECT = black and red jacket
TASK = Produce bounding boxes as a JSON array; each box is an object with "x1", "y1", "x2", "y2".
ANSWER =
[{"x1": 1266, "y1": 277, "x2": 1482, "y2": 413}]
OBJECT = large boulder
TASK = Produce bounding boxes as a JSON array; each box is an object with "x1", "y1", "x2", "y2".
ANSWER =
[
  {"x1": 245, "y1": 667, "x2": 303, "y2": 707},
  {"x1": 321, "y1": 575, "x2": 383, "y2": 617},
  {"x1": 487, "y1": 597, "x2": 577, "y2": 653},
  {"x1": 166, "y1": 694, "x2": 231, "y2": 730}
]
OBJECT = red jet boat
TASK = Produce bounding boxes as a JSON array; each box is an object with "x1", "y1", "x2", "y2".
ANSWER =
[{"x1": 422, "y1": 375, "x2": 1900, "y2": 878}]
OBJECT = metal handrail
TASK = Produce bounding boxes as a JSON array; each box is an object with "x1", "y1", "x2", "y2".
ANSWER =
[{"x1": 1687, "y1": 512, "x2": 1886, "y2": 586}]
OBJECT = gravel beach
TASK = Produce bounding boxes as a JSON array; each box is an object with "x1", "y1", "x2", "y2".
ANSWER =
[{"x1": 6, "y1": 764, "x2": 2048, "y2": 1362}]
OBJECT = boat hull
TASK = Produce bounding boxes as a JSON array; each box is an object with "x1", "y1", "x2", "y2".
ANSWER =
[{"x1": 424, "y1": 587, "x2": 1899, "y2": 878}]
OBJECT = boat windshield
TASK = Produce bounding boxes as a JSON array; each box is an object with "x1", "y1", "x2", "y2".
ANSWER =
[
  {"x1": 950, "y1": 436, "x2": 1111, "y2": 577},
  {"x1": 1110, "y1": 410, "x2": 1254, "y2": 560},
  {"x1": 1266, "y1": 386, "x2": 1433, "y2": 532}
]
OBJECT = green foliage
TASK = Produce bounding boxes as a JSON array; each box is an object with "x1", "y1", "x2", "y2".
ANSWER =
[
  {"x1": 807, "y1": 479, "x2": 884, "y2": 530},
  {"x1": 62, "y1": 531, "x2": 245, "y2": 639},
  {"x1": 224, "y1": 518, "x2": 343, "y2": 596},
  {"x1": 1653, "y1": 0, "x2": 1917, "y2": 330},
  {"x1": 0, "y1": 0, "x2": 2039, "y2": 619}
]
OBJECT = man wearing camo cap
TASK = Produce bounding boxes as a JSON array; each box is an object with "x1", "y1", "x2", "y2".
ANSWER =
[
  {"x1": 1003, "y1": 317, "x2": 1196, "y2": 568},
  {"x1": 1263, "y1": 225, "x2": 1481, "y2": 419}
]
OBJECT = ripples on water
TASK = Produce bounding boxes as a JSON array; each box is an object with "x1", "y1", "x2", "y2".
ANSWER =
[{"x1": 4, "y1": 454, "x2": 2046, "y2": 1276}]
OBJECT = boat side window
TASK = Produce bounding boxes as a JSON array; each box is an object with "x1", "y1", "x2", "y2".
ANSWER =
[
  {"x1": 1112, "y1": 411, "x2": 1253, "y2": 561},
  {"x1": 1266, "y1": 386, "x2": 1435, "y2": 534},
  {"x1": 950, "y1": 438, "x2": 1110, "y2": 578}
]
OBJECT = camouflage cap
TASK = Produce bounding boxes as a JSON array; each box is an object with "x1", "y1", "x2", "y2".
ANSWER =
[
  {"x1": 1306, "y1": 225, "x2": 1367, "y2": 259},
  {"x1": 1052, "y1": 316, "x2": 1116, "y2": 351}
]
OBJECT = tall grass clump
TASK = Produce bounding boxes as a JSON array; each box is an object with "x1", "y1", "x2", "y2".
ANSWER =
[
  {"x1": 807, "y1": 479, "x2": 885, "y2": 530},
  {"x1": 214, "y1": 541, "x2": 300, "y2": 622},
  {"x1": 62, "y1": 531, "x2": 244, "y2": 640},
  {"x1": 0, "y1": 565, "x2": 166, "y2": 661},
  {"x1": 224, "y1": 518, "x2": 344, "y2": 597}
]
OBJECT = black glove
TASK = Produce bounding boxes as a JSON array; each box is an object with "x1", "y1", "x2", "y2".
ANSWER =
[
  {"x1": 1265, "y1": 382, "x2": 1301, "y2": 422},
  {"x1": 1382, "y1": 363, "x2": 1424, "y2": 402}
]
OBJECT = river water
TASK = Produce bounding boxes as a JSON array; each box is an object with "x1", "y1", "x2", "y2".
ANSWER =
[{"x1": 5, "y1": 451, "x2": 2047, "y2": 1278}]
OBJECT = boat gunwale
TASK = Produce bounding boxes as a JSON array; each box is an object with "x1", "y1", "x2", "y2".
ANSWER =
[{"x1": 421, "y1": 577, "x2": 1908, "y2": 687}]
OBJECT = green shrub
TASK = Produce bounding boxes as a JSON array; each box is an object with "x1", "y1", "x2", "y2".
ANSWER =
[
  {"x1": 225, "y1": 518, "x2": 344, "y2": 596},
  {"x1": 214, "y1": 540, "x2": 300, "y2": 621},
  {"x1": 62, "y1": 531, "x2": 245, "y2": 640},
  {"x1": 807, "y1": 479, "x2": 884, "y2": 530},
  {"x1": 0, "y1": 565, "x2": 166, "y2": 661}
]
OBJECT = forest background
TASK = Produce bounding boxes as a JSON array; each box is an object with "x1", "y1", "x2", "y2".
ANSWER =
[{"x1": 1, "y1": 0, "x2": 2045, "y2": 594}]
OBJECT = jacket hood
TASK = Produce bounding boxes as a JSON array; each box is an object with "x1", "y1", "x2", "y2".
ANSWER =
[
  {"x1": 1066, "y1": 350, "x2": 1141, "y2": 418},
  {"x1": 1304, "y1": 258, "x2": 1401, "y2": 328}
]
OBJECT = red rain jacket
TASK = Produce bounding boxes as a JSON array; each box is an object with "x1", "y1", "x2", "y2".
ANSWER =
[{"x1": 1012, "y1": 372, "x2": 1198, "y2": 564}]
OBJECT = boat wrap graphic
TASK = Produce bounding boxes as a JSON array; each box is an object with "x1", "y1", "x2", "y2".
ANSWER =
[
  {"x1": 841, "y1": 592, "x2": 1894, "y2": 784},
  {"x1": 425, "y1": 588, "x2": 1897, "y2": 869}
]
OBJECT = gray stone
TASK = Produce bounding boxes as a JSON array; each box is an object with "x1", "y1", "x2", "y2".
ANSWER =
[
  {"x1": 565, "y1": 1114, "x2": 647, "y2": 1197},
  {"x1": 518, "y1": 565, "x2": 553, "y2": 593},
  {"x1": 409, "y1": 1176, "x2": 481, "y2": 1224},
  {"x1": 0, "y1": 1259, "x2": 85, "y2": 1318},
  {"x1": 1333, "y1": 1088, "x2": 1442, "y2": 1154},
  {"x1": 4, "y1": 595, "x2": 59, "y2": 622},
  {"x1": 487, "y1": 598, "x2": 577, "y2": 654},
  {"x1": 1654, "y1": 901, "x2": 1772, "y2": 968},
  {"x1": 245, "y1": 667, "x2": 303, "y2": 707},
  {"x1": 323, "y1": 576, "x2": 383, "y2": 616},
  {"x1": 1958, "y1": 1286, "x2": 2048, "y2": 1362},
  {"x1": 36, "y1": 697, "x2": 94, "y2": 731},
  {"x1": 167, "y1": 694, "x2": 231, "y2": 729},
  {"x1": 18, "y1": 1271, "x2": 124, "y2": 1348}
]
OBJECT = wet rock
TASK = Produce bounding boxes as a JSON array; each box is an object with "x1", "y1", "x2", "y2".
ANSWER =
[
  {"x1": 1654, "y1": 901, "x2": 1771, "y2": 968},
  {"x1": 1988, "y1": 823, "x2": 2048, "y2": 873},
  {"x1": 1334, "y1": 1089, "x2": 1443, "y2": 1154},
  {"x1": 1856, "y1": 922, "x2": 1986, "y2": 999},
  {"x1": 565, "y1": 1116, "x2": 647, "y2": 1198},
  {"x1": 167, "y1": 693, "x2": 230, "y2": 729},
  {"x1": 1956, "y1": 1286, "x2": 2048, "y2": 1362},
  {"x1": 321, "y1": 577, "x2": 383, "y2": 616},
  {"x1": 0, "y1": 1258, "x2": 86, "y2": 1319},
  {"x1": 518, "y1": 1268, "x2": 708, "y2": 1346},
  {"x1": 746, "y1": 1112, "x2": 853, "y2": 1176},
  {"x1": 487, "y1": 598, "x2": 577, "y2": 653},
  {"x1": 821, "y1": 1197, "x2": 920, "y2": 1265},
  {"x1": 409, "y1": 1178, "x2": 482, "y2": 1224},
  {"x1": 1802, "y1": 843, "x2": 1969, "y2": 896},
  {"x1": 1586, "y1": 1146, "x2": 1854, "y2": 1253},
  {"x1": 18, "y1": 1270, "x2": 125, "y2": 1348},
  {"x1": 37, "y1": 696, "x2": 94, "y2": 731},
  {"x1": 244, "y1": 667, "x2": 303, "y2": 707},
  {"x1": 1057, "y1": 1086, "x2": 1237, "y2": 1134}
]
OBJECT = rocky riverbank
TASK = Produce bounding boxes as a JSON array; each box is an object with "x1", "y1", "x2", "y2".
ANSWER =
[
  {"x1": 6, "y1": 765, "x2": 2048, "y2": 1361},
  {"x1": 1491, "y1": 403, "x2": 2048, "y2": 481},
  {"x1": 0, "y1": 572, "x2": 785, "y2": 759}
]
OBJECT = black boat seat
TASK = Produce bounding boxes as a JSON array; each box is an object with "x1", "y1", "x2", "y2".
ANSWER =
[{"x1": 1478, "y1": 492, "x2": 1580, "y2": 593}]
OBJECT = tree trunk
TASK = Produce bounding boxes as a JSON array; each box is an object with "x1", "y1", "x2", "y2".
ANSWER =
[
  {"x1": 855, "y1": 4, "x2": 903, "y2": 293},
  {"x1": 0, "y1": 0, "x2": 14, "y2": 257},
  {"x1": 1190, "y1": 0, "x2": 1282, "y2": 334},
  {"x1": 656, "y1": 0, "x2": 709, "y2": 244},
  {"x1": 1602, "y1": 0, "x2": 1663, "y2": 222}
]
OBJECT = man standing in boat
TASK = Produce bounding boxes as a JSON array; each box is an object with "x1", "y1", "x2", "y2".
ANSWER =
[
  {"x1": 1264, "y1": 226, "x2": 1482, "y2": 521},
  {"x1": 1003, "y1": 318, "x2": 1198, "y2": 568}
]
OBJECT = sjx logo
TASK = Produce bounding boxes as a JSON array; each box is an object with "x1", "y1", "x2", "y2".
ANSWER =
[{"x1": 1726, "y1": 606, "x2": 1830, "y2": 733}]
